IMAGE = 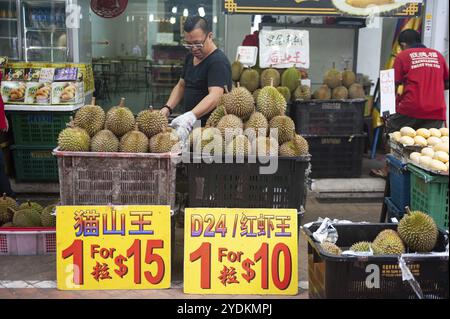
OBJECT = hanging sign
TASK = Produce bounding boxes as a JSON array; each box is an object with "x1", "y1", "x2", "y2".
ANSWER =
[
  {"x1": 57, "y1": 205, "x2": 171, "y2": 290},
  {"x1": 380, "y1": 69, "x2": 396, "y2": 116},
  {"x1": 259, "y1": 29, "x2": 310, "y2": 69},
  {"x1": 184, "y1": 208, "x2": 298, "y2": 295},
  {"x1": 236, "y1": 46, "x2": 258, "y2": 67},
  {"x1": 91, "y1": 0, "x2": 128, "y2": 18},
  {"x1": 223, "y1": 0, "x2": 422, "y2": 17}
]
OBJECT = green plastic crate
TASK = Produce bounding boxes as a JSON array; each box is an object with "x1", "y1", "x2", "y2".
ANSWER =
[
  {"x1": 9, "y1": 111, "x2": 74, "y2": 146},
  {"x1": 408, "y1": 164, "x2": 449, "y2": 230},
  {"x1": 11, "y1": 145, "x2": 58, "y2": 182}
]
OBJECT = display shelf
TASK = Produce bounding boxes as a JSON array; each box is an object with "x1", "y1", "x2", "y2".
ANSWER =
[
  {"x1": 24, "y1": 27, "x2": 66, "y2": 32},
  {"x1": 0, "y1": 36, "x2": 17, "y2": 39},
  {"x1": 0, "y1": 18, "x2": 17, "y2": 21},
  {"x1": 4, "y1": 102, "x2": 83, "y2": 112}
]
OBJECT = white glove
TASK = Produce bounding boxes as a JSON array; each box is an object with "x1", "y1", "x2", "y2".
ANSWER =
[{"x1": 170, "y1": 111, "x2": 197, "y2": 142}]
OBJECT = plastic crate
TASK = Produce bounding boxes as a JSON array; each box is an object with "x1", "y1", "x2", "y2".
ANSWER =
[
  {"x1": 186, "y1": 154, "x2": 311, "y2": 213},
  {"x1": 387, "y1": 154, "x2": 410, "y2": 209},
  {"x1": 53, "y1": 148, "x2": 178, "y2": 207},
  {"x1": 10, "y1": 111, "x2": 74, "y2": 146},
  {"x1": 0, "y1": 228, "x2": 56, "y2": 255},
  {"x1": 11, "y1": 145, "x2": 58, "y2": 182},
  {"x1": 408, "y1": 164, "x2": 449, "y2": 230},
  {"x1": 305, "y1": 135, "x2": 365, "y2": 178},
  {"x1": 385, "y1": 197, "x2": 405, "y2": 221},
  {"x1": 302, "y1": 223, "x2": 449, "y2": 299},
  {"x1": 291, "y1": 99, "x2": 366, "y2": 135},
  {"x1": 389, "y1": 140, "x2": 422, "y2": 164}
]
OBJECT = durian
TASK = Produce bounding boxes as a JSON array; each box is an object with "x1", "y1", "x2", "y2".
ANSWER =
[
  {"x1": 217, "y1": 114, "x2": 244, "y2": 138},
  {"x1": 277, "y1": 86, "x2": 291, "y2": 103},
  {"x1": 41, "y1": 205, "x2": 56, "y2": 227},
  {"x1": 225, "y1": 134, "x2": 251, "y2": 157},
  {"x1": 313, "y1": 85, "x2": 332, "y2": 100},
  {"x1": 261, "y1": 68, "x2": 281, "y2": 88},
  {"x1": 19, "y1": 201, "x2": 43, "y2": 214},
  {"x1": 11, "y1": 208, "x2": 42, "y2": 227},
  {"x1": 332, "y1": 86, "x2": 349, "y2": 100},
  {"x1": 350, "y1": 241, "x2": 372, "y2": 252},
  {"x1": 244, "y1": 112, "x2": 269, "y2": 141},
  {"x1": 257, "y1": 86, "x2": 287, "y2": 120},
  {"x1": 269, "y1": 116, "x2": 295, "y2": 145},
  {"x1": 293, "y1": 85, "x2": 312, "y2": 101},
  {"x1": 281, "y1": 67, "x2": 300, "y2": 93},
  {"x1": 136, "y1": 106, "x2": 169, "y2": 138},
  {"x1": 73, "y1": 97, "x2": 105, "y2": 137},
  {"x1": 223, "y1": 84, "x2": 255, "y2": 120},
  {"x1": 252, "y1": 89, "x2": 261, "y2": 104},
  {"x1": 342, "y1": 69, "x2": 356, "y2": 88},
  {"x1": 324, "y1": 64, "x2": 342, "y2": 89},
  {"x1": 372, "y1": 229, "x2": 405, "y2": 255},
  {"x1": 0, "y1": 193, "x2": 18, "y2": 225},
  {"x1": 191, "y1": 127, "x2": 223, "y2": 155},
  {"x1": 231, "y1": 60, "x2": 244, "y2": 82},
  {"x1": 292, "y1": 134, "x2": 309, "y2": 155},
  {"x1": 58, "y1": 121, "x2": 90, "y2": 152},
  {"x1": 397, "y1": 210, "x2": 438, "y2": 253},
  {"x1": 251, "y1": 136, "x2": 278, "y2": 156},
  {"x1": 320, "y1": 242, "x2": 342, "y2": 256},
  {"x1": 205, "y1": 104, "x2": 226, "y2": 128},
  {"x1": 348, "y1": 83, "x2": 366, "y2": 99},
  {"x1": 239, "y1": 69, "x2": 260, "y2": 92},
  {"x1": 105, "y1": 98, "x2": 136, "y2": 137},
  {"x1": 149, "y1": 128, "x2": 181, "y2": 153},
  {"x1": 91, "y1": 129, "x2": 119, "y2": 153},
  {"x1": 119, "y1": 125, "x2": 148, "y2": 153}
]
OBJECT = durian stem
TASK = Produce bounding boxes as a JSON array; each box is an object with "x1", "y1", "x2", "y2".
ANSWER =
[
  {"x1": 405, "y1": 206, "x2": 412, "y2": 215},
  {"x1": 224, "y1": 85, "x2": 229, "y2": 94},
  {"x1": 236, "y1": 53, "x2": 240, "y2": 62},
  {"x1": 91, "y1": 97, "x2": 96, "y2": 106},
  {"x1": 119, "y1": 97, "x2": 125, "y2": 108},
  {"x1": 236, "y1": 82, "x2": 241, "y2": 89}
]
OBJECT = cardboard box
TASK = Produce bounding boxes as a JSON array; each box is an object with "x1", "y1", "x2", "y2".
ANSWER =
[
  {"x1": 25, "y1": 82, "x2": 52, "y2": 104},
  {"x1": 1, "y1": 81, "x2": 27, "y2": 103}
]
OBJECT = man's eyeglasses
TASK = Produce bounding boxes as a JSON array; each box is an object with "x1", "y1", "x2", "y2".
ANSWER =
[{"x1": 182, "y1": 34, "x2": 209, "y2": 50}]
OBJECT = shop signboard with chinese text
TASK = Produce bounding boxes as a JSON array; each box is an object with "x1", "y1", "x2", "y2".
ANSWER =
[
  {"x1": 223, "y1": 0, "x2": 422, "y2": 17},
  {"x1": 57, "y1": 206, "x2": 171, "y2": 290},
  {"x1": 259, "y1": 29, "x2": 310, "y2": 69},
  {"x1": 184, "y1": 208, "x2": 298, "y2": 295}
]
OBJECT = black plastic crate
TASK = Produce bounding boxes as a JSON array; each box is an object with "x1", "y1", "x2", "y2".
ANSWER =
[
  {"x1": 291, "y1": 99, "x2": 366, "y2": 135},
  {"x1": 305, "y1": 135, "x2": 366, "y2": 178},
  {"x1": 186, "y1": 154, "x2": 311, "y2": 212},
  {"x1": 302, "y1": 223, "x2": 449, "y2": 299}
]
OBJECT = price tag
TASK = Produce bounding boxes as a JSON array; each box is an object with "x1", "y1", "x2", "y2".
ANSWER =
[
  {"x1": 380, "y1": 69, "x2": 396, "y2": 116},
  {"x1": 184, "y1": 208, "x2": 298, "y2": 295},
  {"x1": 57, "y1": 206, "x2": 171, "y2": 290},
  {"x1": 236, "y1": 46, "x2": 258, "y2": 67}
]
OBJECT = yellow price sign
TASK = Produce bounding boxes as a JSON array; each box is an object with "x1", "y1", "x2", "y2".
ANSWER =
[
  {"x1": 184, "y1": 208, "x2": 298, "y2": 295},
  {"x1": 57, "y1": 206, "x2": 171, "y2": 290}
]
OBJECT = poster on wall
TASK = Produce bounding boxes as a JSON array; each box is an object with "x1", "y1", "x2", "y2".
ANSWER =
[
  {"x1": 57, "y1": 205, "x2": 171, "y2": 290},
  {"x1": 223, "y1": 0, "x2": 423, "y2": 17},
  {"x1": 184, "y1": 208, "x2": 298, "y2": 295},
  {"x1": 259, "y1": 29, "x2": 310, "y2": 69}
]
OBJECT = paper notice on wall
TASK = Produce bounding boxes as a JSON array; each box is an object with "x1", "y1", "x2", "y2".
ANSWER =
[
  {"x1": 380, "y1": 69, "x2": 396, "y2": 116},
  {"x1": 259, "y1": 29, "x2": 310, "y2": 69},
  {"x1": 236, "y1": 46, "x2": 258, "y2": 67}
]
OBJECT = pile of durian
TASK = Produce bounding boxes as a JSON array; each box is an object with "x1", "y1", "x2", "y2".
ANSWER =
[
  {"x1": 0, "y1": 194, "x2": 57, "y2": 228},
  {"x1": 391, "y1": 127, "x2": 449, "y2": 173},
  {"x1": 191, "y1": 81, "x2": 310, "y2": 157},
  {"x1": 57, "y1": 97, "x2": 180, "y2": 154},
  {"x1": 321, "y1": 210, "x2": 440, "y2": 256},
  {"x1": 312, "y1": 63, "x2": 365, "y2": 101}
]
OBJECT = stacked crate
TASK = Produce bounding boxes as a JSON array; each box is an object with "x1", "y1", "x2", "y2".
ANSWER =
[
  {"x1": 291, "y1": 99, "x2": 366, "y2": 178},
  {"x1": 8, "y1": 110, "x2": 75, "y2": 182}
]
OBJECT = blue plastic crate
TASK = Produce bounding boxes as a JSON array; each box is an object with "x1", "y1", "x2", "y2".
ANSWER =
[
  {"x1": 387, "y1": 154, "x2": 410, "y2": 210},
  {"x1": 385, "y1": 197, "x2": 405, "y2": 222}
]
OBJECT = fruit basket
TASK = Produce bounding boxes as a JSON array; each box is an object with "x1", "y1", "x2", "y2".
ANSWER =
[
  {"x1": 0, "y1": 227, "x2": 56, "y2": 256},
  {"x1": 53, "y1": 148, "x2": 179, "y2": 207},
  {"x1": 302, "y1": 223, "x2": 449, "y2": 299}
]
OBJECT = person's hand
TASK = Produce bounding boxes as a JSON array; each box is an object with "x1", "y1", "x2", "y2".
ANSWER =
[
  {"x1": 160, "y1": 107, "x2": 170, "y2": 117},
  {"x1": 170, "y1": 111, "x2": 197, "y2": 144}
]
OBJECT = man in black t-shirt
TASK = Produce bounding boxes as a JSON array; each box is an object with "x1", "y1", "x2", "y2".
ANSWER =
[{"x1": 161, "y1": 16, "x2": 232, "y2": 142}]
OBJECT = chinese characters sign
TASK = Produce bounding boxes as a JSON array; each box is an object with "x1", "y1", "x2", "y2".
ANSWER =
[
  {"x1": 223, "y1": 0, "x2": 422, "y2": 17},
  {"x1": 184, "y1": 208, "x2": 298, "y2": 295},
  {"x1": 259, "y1": 29, "x2": 310, "y2": 69},
  {"x1": 57, "y1": 206, "x2": 171, "y2": 290},
  {"x1": 380, "y1": 69, "x2": 396, "y2": 116}
]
